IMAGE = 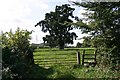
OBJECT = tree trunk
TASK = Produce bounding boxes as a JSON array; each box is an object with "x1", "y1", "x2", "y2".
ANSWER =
[
  {"x1": 59, "y1": 43, "x2": 64, "y2": 49},
  {"x1": 59, "y1": 39, "x2": 64, "y2": 49}
]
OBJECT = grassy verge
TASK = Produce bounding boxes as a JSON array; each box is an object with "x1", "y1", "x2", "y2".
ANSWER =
[
  {"x1": 29, "y1": 64, "x2": 120, "y2": 79},
  {"x1": 32, "y1": 48, "x2": 120, "y2": 78}
]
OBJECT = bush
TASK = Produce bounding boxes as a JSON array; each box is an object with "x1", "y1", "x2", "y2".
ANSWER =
[{"x1": 1, "y1": 28, "x2": 34, "y2": 79}]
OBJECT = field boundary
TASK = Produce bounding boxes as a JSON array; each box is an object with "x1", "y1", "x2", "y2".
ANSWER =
[{"x1": 33, "y1": 48, "x2": 95, "y2": 68}]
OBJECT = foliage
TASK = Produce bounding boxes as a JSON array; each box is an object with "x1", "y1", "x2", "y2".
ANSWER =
[
  {"x1": 42, "y1": 35, "x2": 57, "y2": 48},
  {"x1": 30, "y1": 43, "x2": 40, "y2": 50},
  {"x1": 1, "y1": 28, "x2": 34, "y2": 79},
  {"x1": 33, "y1": 48, "x2": 119, "y2": 78},
  {"x1": 76, "y1": 42, "x2": 82, "y2": 48},
  {"x1": 82, "y1": 36, "x2": 91, "y2": 48},
  {"x1": 35, "y1": 4, "x2": 78, "y2": 49},
  {"x1": 73, "y1": 2, "x2": 120, "y2": 69}
]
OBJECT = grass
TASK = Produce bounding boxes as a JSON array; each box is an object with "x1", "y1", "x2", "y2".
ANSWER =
[
  {"x1": 32, "y1": 48, "x2": 120, "y2": 78},
  {"x1": 34, "y1": 51, "x2": 77, "y2": 67},
  {"x1": 34, "y1": 48, "x2": 94, "y2": 67},
  {"x1": 29, "y1": 64, "x2": 120, "y2": 79}
]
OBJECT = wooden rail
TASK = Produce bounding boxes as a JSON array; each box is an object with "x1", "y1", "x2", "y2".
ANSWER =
[
  {"x1": 34, "y1": 49, "x2": 97, "y2": 68},
  {"x1": 82, "y1": 49, "x2": 97, "y2": 66}
]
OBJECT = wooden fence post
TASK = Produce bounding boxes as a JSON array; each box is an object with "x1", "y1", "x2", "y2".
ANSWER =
[
  {"x1": 77, "y1": 51, "x2": 81, "y2": 65},
  {"x1": 94, "y1": 49, "x2": 97, "y2": 63},
  {"x1": 82, "y1": 49, "x2": 85, "y2": 65}
]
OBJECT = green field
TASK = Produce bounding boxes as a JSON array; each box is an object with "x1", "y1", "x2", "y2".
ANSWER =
[
  {"x1": 31, "y1": 48, "x2": 120, "y2": 78},
  {"x1": 33, "y1": 48, "x2": 95, "y2": 68}
]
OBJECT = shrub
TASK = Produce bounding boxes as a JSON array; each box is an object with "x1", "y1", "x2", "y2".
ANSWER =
[{"x1": 1, "y1": 28, "x2": 34, "y2": 79}]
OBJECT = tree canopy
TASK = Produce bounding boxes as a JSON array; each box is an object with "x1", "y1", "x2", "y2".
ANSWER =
[
  {"x1": 73, "y1": 2, "x2": 120, "y2": 69},
  {"x1": 35, "y1": 4, "x2": 78, "y2": 49}
]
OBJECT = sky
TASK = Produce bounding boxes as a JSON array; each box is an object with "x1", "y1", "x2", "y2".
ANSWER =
[{"x1": 0, "y1": 0, "x2": 89, "y2": 46}]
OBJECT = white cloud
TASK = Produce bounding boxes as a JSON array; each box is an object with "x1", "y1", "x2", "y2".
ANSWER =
[
  {"x1": 29, "y1": 0, "x2": 48, "y2": 10},
  {"x1": 68, "y1": 0, "x2": 78, "y2": 2},
  {"x1": 77, "y1": 8, "x2": 87, "y2": 19},
  {"x1": 0, "y1": 0, "x2": 88, "y2": 44},
  {"x1": 0, "y1": 0, "x2": 49, "y2": 44},
  {"x1": 0, "y1": 0, "x2": 49, "y2": 29},
  {"x1": 0, "y1": 0, "x2": 31, "y2": 20},
  {"x1": 0, "y1": 0, "x2": 48, "y2": 28}
]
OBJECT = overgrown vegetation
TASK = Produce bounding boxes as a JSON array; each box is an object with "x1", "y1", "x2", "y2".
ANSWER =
[
  {"x1": 48, "y1": 65, "x2": 119, "y2": 78},
  {"x1": 72, "y1": 2, "x2": 120, "y2": 70},
  {"x1": 1, "y1": 28, "x2": 34, "y2": 79},
  {"x1": 32, "y1": 48, "x2": 120, "y2": 78},
  {"x1": 1, "y1": 1, "x2": 120, "y2": 79}
]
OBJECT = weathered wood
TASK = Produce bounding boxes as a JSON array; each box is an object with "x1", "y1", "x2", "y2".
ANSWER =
[
  {"x1": 94, "y1": 49, "x2": 97, "y2": 64},
  {"x1": 82, "y1": 49, "x2": 97, "y2": 66},
  {"x1": 84, "y1": 58, "x2": 95, "y2": 60},
  {"x1": 82, "y1": 49, "x2": 85, "y2": 65},
  {"x1": 84, "y1": 54, "x2": 95, "y2": 55},
  {"x1": 77, "y1": 51, "x2": 81, "y2": 65}
]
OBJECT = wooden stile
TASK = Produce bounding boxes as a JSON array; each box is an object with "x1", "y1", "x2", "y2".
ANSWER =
[
  {"x1": 77, "y1": 51, "x2": 81, "y2": 65},
  {"x1": 82, "y1": 50, "x2": 85, "y2": 65},
  {"x1": 82, "y1": 49, "x2": 97, "y2": 66}
]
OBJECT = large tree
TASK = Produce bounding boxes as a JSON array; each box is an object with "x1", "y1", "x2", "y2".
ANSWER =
[
  {"x1": 35, "y1": 4, "x2": 78, "y2": 49},
  {"x1": 73, "y1": 2, "x2": 120, "y2": 69}
]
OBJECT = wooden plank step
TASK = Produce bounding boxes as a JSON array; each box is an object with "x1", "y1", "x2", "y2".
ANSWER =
[
  {"x1": 84, "y1": 58, "x2": 95, "y2": 60},
  {"x1": 84, "y1": 54, "x2": 95, "y2": 56},
  {"x1": 84, "y1": 62, "x2": 95, "y2": 64},
  {"x1": 83, "y1": 62, "x2": 89, "y2": 64}
]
